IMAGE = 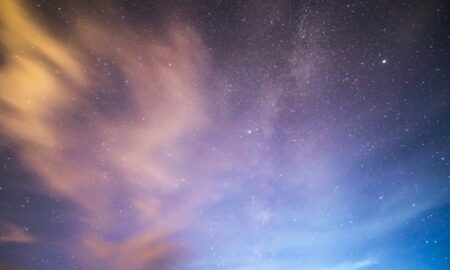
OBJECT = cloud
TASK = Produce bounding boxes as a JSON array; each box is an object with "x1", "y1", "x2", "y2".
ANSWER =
[
  {"x1": 0, "y1": 222, "x2": 35, "y2": 244},
  {"x1": 0, "y1": 1, "x2": 210, "y2": 269},
  {"x1": 315, "y1": 259, "x2": 377, "y2": 270}
]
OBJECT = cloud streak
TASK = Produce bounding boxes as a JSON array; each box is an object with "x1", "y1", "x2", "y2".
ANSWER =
[
  {"x1": 0, "y1": 1, "x2": 211, "y2": 269},
  {"x1": 0, "y1": 222, "x2": 35, "y2": 244}
]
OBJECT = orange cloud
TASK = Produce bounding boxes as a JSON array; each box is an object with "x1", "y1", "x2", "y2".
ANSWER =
[
  {"x1": 0, "y1": 1, "x2": 210, "y2": 268},
  {"x1": 0, "y1": 222, "x2": 35, "y2": 244}
]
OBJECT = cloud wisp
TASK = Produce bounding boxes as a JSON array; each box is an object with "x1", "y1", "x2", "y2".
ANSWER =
[{"x1": 0, "y1": 1, "x2": 212, "y2": 269}]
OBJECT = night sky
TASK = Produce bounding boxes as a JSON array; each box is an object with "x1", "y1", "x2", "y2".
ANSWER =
[{"x1": 0, "y1": 0, "x2": 450, "y2": 269}]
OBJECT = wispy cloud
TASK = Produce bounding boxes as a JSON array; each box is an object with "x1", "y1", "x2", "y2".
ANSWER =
[
  {"x1": 0, "y1": 222, "x2": 35, "y2": 244},
  {"x1": 315, "y1": 259, "x2": 377, "y2": 270},
  {"x1": 0, "y1": 1, "x2": 211, "y2": 269}
]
